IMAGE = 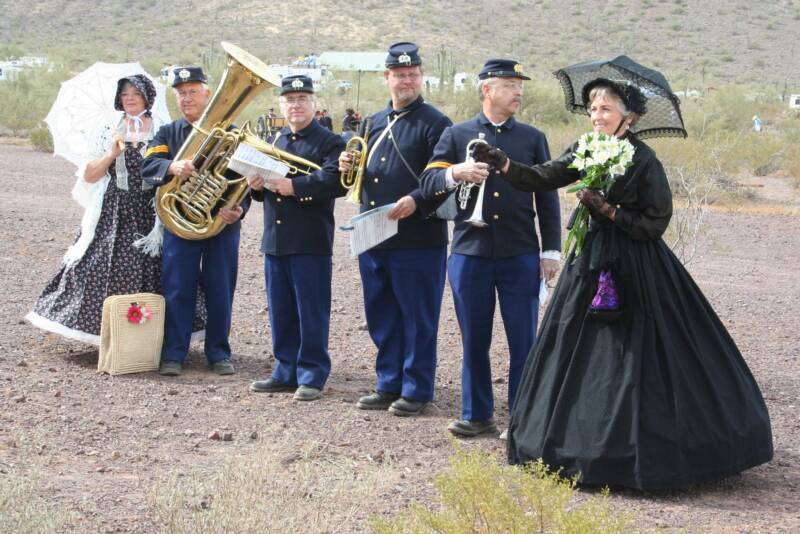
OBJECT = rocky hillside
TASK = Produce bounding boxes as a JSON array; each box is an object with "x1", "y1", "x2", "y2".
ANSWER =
[{"x1": 2, "y1": 0, "x2": 799, "y2": 89}]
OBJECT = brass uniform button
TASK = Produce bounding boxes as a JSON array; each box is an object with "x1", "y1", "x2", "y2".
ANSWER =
[
  {"x1": 493, "y1": 214, "x2": 500, "y2": 220},
  {"x1": 277, "y1": 219, "x2": 282, "y2": 224},
  {"x1": 493, "y1": 191, "x2": 500, "y2": 198}
]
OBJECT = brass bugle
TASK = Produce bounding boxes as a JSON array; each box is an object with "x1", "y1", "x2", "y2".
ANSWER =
[{"x1": 340, "y1": 117, "x2": 371, "y2": 204}]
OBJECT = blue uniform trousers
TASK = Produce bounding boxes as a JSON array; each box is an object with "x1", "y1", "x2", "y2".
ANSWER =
[
  {"x1": 358, "y1": 247, "x2": 446, "y2": 402},
  {"x1": 448, "y1": 252, "x2": 540, "y2": 421},
  {"x1": 266, "y1": 254, "x2": 332, "y2": 389},
  {"x1": 161, "y1": 224, "x2": 240, "y2": 363}
]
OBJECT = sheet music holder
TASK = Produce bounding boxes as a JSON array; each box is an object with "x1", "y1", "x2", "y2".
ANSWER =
[
  {"x1": 228, "y1": 143, "x2": 290, "y2": 182},
  {"x1": 340, "y1": 203, "x2": 398, "y2": 257}
]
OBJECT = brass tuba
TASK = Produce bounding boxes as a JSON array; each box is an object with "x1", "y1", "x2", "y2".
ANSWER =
[
  {"x1": 339, "y1": 118, "x2": 371, "y2": 205},
  {"x1": 156, "y1": 42, "x2": 284, "y2": 240}
]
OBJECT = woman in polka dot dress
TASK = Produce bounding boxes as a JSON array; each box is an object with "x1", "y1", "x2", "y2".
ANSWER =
[{"x1": 27, "y1": 75, "x2": 205, "y2": 345}]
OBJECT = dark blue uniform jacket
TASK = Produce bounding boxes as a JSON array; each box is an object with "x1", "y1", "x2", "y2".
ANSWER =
[
  {"x1": 141, "y1": 117, "x2": 252, "y2": 221},
  {"x1": 420, "y1": 112, "x2": 561, "y2": 259},
  {"x1": 250, "y1": 119, "x2": 346, "y2": 255},
  {"x1": 360, "y1": 95, "x2": 452, "y2": 250}
]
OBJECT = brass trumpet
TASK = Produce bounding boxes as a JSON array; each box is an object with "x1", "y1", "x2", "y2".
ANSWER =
[{"x1": 340, "y1": 118, "x2": 371, "y2": 204}]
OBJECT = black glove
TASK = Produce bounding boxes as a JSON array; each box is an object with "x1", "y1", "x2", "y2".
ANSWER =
[
  {"x1": 471, "y1": 143, "x2": 508, "y2": 169},
  {"x1": 576, "y1": 188, "x2": 616, "y2": 220}
]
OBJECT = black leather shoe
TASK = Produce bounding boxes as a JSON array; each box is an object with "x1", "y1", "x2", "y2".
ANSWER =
[
  {"x1": 159, "y1": 361, "x2": 183, "y2": 376},
  {"x1": 250, "y1": 377, "x2": 296, "y2": 393},
  {"x1": 356, "y1": 391, "x2": 401, "y2": 410},
  {"x1": 447, "y1": 418, "x2": 498, "y2": 437},
  {"x1": 389, "y1": 397, "x2": 428, "y2": 417},
  {"x1": 211, "y1": 359, "x2": 235, "y2": 375}
]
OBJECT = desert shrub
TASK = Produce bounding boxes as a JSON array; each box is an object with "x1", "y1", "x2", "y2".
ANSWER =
[
  {"x1": 29, "y1": 125, "x2": 53, "y2": 152},
  {"x1": 0, "y1": 64, "x2": 70, "y2": 135},
  {"x1": 370, "y1": 446, "x2": 631, "y2": 534}
]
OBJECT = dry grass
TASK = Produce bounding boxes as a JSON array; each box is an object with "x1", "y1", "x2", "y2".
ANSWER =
[
  {"x1": 149, "y1": 432, "x2": 396, "y2": 533},
  {"x1": 0, "y1": 472, "x2": 73, "y2": 533},
  {"x1": 0, "y1": 427, "x2": 74, "y2": 532}
]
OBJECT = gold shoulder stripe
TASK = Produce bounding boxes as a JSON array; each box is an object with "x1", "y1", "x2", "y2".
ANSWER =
[
  {"x1": 424, "y1": 161, "x2": 453, "y2": 171},
  {"x1": 144, "y1": 145, "x2": 170, "y2": 158}
]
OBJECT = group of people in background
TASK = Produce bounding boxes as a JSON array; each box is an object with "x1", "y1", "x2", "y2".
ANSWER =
[
  {"x1": 26, "y1": 40, "x2": 773, "y2": 491},
  {"x1": 313, "y1": 108, "x2": 334, "y2": 131}
]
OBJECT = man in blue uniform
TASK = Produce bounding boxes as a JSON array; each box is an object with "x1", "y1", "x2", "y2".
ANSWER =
[
  {"x1": 142, "y1": 66, "x2": 245, "y2": 376},
  {"x1": 338, "y1": 42, "x2": 452, "y2": 416},
  {"x1": 420, "y1": 59, "x2": 561, "y2": 437},
  {"x1": 248, "y1": 75, "x2": 346, "y2": 401}
]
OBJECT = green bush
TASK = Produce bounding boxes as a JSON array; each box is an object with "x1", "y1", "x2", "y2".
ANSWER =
[
  {"x1": 0, "y1": 64, "x2": 70, "y2": 135},
  {"x1": 29, "y1": 125, "x2": 53, "y2": 152},
  {"x1": 370, "y1": 446, "x2": 631, "y2": 534}
]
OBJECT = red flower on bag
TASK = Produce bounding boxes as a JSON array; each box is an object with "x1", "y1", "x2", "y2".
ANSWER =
[
  {"x1": 127, "y1": 303, "x2": 153, "y2": 325},
  {"x1": 127, "y1": 304, "x2": 142, "y2": 323}
]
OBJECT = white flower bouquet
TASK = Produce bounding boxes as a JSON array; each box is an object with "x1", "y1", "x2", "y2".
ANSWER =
[{"x1": 565, "y1": 132, "x2": 635, "y2": 256}]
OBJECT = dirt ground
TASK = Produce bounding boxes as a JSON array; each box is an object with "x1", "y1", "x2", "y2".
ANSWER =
[{"x1": 1, "y1": 143, "x2": 798, "y2": 533}]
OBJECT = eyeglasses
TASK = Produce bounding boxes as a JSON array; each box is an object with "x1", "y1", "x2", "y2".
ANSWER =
[
  {"x1": 497, "y1": 80, "x2": 523, "y2": 91},
  {"x1": 282, "y1": 96, "x2": 312, "y2": 105},
  {"x1": 176, "y1": 89, "x2": 203, "y2": 99},
  {"x1": 120, "y1": 90, "x2": 144, "y2": 99},
  {"x1": 390, "y1": 72, "x2": 421, "y2": 81}
]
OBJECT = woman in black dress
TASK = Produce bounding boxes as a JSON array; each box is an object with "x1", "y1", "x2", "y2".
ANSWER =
[
  {"x1": 477, "y1": 79, "x2": 772, "y2": 490},
  {"x1": 26, "y1": 75, "x2": 205, "y2": 345}
]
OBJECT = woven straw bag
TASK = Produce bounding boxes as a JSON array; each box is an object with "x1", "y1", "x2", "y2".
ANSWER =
[{"x1": 98, "y1": 293, "x2": 165, "y2": 375}]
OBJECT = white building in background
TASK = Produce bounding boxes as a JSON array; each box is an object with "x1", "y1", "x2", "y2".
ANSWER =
[
  {"x1": 267, "y1": 65, "x2": 331, "y2": 86},
  {"x1": 454, "y1": 72, "x2": 471, "y2": 91},
  {"x1": 675, "y1": 89, "x2": 702, "y2": 99},
  {"x1": 317, "y1": 51, "x2": 385, "y2": 72},
  {"x1": 0, "y1": 62, "x2": 20, "y2": 81},
  {"x1": 423, "y1": 76, "x2": 440, "y2": 91},
  {"x1": 789, "y1": 94, "x2": 800, "y2": 109},
  {"x1": 160, "y1": 65, "x2": 179, "y2": 86},
  {"x1": 0, "y1": 55, "x2": 49, "y2": 82}
]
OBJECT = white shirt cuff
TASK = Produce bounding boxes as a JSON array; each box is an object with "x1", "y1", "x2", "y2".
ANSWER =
[
  {"x1": 445, "y1": 166, "x2": 458, "y2": 190},
  {"x1": 541, "y1": 250, "x2": 561, "y2": 261}
]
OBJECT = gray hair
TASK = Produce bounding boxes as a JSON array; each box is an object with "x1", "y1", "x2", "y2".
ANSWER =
[
  {"x1": 477, "y1": 78, "x2": 501, "y2": 101},
  {"x1": 588, "y1": 85, "x2": 641, "y2": 127},
  {"x1": 588, "y1": 86, "x2": 630, "y2": 116}
]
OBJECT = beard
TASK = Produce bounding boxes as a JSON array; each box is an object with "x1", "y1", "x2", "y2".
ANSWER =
[{"x1": 394, "y1": 86, "x2": 419, "y2": 106}]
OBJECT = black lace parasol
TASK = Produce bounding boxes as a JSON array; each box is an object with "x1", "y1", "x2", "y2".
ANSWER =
[{"x1": 554, "y1": 55, "x2": 688, "y2": 139}]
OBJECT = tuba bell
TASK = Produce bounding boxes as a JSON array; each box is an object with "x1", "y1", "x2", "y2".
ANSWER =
[
  {"x1": 156, "y1": 42, "x2": 283, "y2": 240},
  {"x1": 457, "y1": 133, "x2": 490, "y2": 227}
]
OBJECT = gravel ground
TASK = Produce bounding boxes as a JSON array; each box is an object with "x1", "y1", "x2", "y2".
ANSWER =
[{"x1": 1, "y1": 143, "x2": 798, "y2": 533}]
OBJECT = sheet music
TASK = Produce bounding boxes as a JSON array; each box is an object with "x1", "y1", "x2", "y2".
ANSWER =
[
  {"x1": 228, "y1": 143, "x2": 290, "y2": 181},
  {"x1": 341, "y1": 203, "x2": 398, "y2": 257},
  {"x1": 539, "y1": 279, "x2": 549, "y2": 306}
]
